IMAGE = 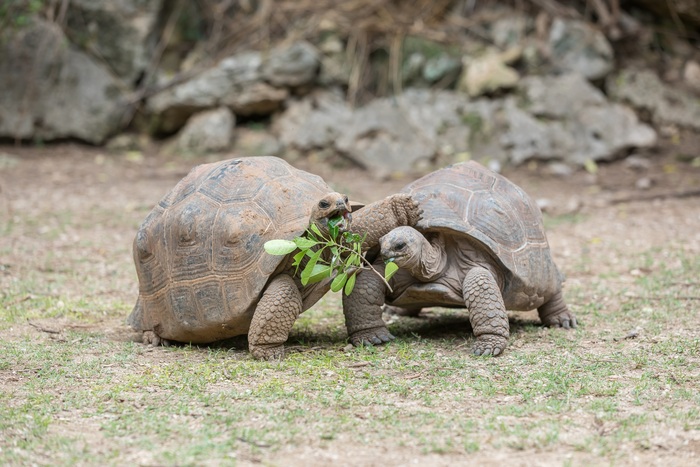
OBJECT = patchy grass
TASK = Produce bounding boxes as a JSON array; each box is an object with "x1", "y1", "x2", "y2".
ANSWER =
[
  {"x1": 1, "y1": 248, "x2": 698, "y2": 465},
  {"x1": 1, "y1": 148, "x2": 699, "y2": 465}
]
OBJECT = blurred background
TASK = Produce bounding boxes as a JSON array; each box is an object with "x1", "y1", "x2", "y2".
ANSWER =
[{"x1": 0, "y1": 0, "x2": 699, "y2": 178}]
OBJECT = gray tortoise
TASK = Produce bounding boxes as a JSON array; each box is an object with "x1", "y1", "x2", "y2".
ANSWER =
[
  {"x1": 128, "y1": 156, "x2": 420, "y2": 359},
  {"x1": 343, "y1": 161, "x2": 576, "y2": 356}
]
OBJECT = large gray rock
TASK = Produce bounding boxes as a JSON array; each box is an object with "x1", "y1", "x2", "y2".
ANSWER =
[
  {"x1": 273, "y1": 75, "x2": 656, "y2": 175},
  {"x1": 64, "y1": 0, "x2": 163, "y2": 84},
  {"x1": 274, "y1": 90, "x2": 474, "y2": 175},
  {"x1": 500, "y1": 74, "x2": 656, "y2": 165},
  {"x1": 0, "y1": 20, "x2": 128, "y2": 144},
  {"x1": 148, "y1": 52, "x2": 287, "y2": 132},
  {"x1": 148, "y1": 43, "x2": 317, "y2": 133},
  {"x1": 261, "y1": 41, "x2": 320, "y2": 87},
  {"x1": 607, "y1": 69, "x2": 700, "y2": 131},
  {"x1": 548, "y1": 19, "x2": 614, "y2": 80},
  {"x1": 174, "y1": 107, "x2": 235, "y2": 154}
]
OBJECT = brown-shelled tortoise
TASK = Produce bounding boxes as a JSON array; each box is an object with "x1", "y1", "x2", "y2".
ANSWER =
[
  {"x1": 128, "y1": 156, "x2": 421, "y2": 359},
  {"x1": 343, "y1": 161, "x2": 576, "y2": 356}
]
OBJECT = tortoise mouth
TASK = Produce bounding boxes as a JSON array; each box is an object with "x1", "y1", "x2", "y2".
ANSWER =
[
  {"x1": 382, "y1": 251, "x2": 406, "y2": 263},
  {"x1": 317, "y1": 209, "x2": 352, "y2": 233}
]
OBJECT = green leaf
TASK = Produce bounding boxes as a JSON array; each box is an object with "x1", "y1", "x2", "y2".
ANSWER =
[
  {"x1": 384, "y1": 261, "x2": 399, "y2": 281},
  {"x1": 347, "y1": 253, "x2": 361, "y2": 267},
  {"x1": 310, "y1": 223, "x2": 323, "y2": 237},
  {"x1": 331, "y1": 272, "x2": 347, "y2": 292},
  {"x1": 344, "y1": 272, "x2": 356, "y2": 296},
  {"x1": 292, "y1": 250, "x2": 306, "y2": 267},
  {"x1": 328, "y1": 215, "x2": 344, "y2": 240},
  {"x1": 264, "y1": 239, "x2": 297, "y2": 256},
  {"x1": 294, "y1": 237, "x2": 319, "y2": 249},
  {"x1": 300, "y1": 249, "x2": 323, "y2": 285},
  {"x1": 306, "y1": 264, "x2": 332, "y2": 284}
]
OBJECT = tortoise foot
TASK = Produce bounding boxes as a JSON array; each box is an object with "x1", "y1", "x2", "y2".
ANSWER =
[
  {"x1": 249, "y1": 343, "x2": 285, "y2": 361},
  {"x1": 542, "y1": 311, "x2": 577, "y2": 330},
  {"x1": 538, "y1": 291, "x2": 577, "y2": 330},
  {"x1": 350, "y1": 326, "x2": 395, "y2": 347},
  {"x1": 471, "y1": 335, "x2": 508, "y2": 357},
  {"x1": 142, "y1": 331, "x2": 170, "y2": 347}
]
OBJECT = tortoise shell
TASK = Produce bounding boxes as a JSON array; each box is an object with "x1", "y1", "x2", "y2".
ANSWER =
[
  {"x1": 127, "y1": 156, "x2": 333, "y2": 343},
  {"x1": 400, "y1": 161, "x2": 560, "y2": 295}
]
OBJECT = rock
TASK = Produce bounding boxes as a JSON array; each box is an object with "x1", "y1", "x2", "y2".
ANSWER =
[
  {"x1": 273, "y1": 91, "x2": 353, "y2": 151},
  {"x1": 607, "y1": 69, "x2": 700, "y2": 131},
  {"x1": 514, "y1": 74, "x2": 657, "y2": 165},
  {"x1": 401, "y1": 36, "x2": 462, "y2": 88},
  {"x1": 635, "y1": 177, "x2": 653, "y2": 190},
  {"x1": 498, "y1": 98, "x2": 569, "y2": 165},
  {"x1": 623, "y1": 155, "x2": 652, "y2": 171},
  {"x1": 682, "y1": 60, "x2": 700, "y2": 93},
  {"x1": 274, "y1": 74, "x2": 656, "y2": 174},
  {"x1": 490, "y1": 15, "x2": 530, "y2": 49},
  {"x1": 148, "y1": 51, "x2": 286, "y2": 133},
  {"x1": 261, "y1": 41, "x2": 319, "y2": 88},
  {"x1": 459, "y1": 50, "x2": 520, "y2": 97},
  {"x1": 174, "y1": 107, "x2": 235, "y2": 154},
  {"x1": 0, "y1": 20, "x2": 128, "y2": 144},
  {"x1": 547, "y1": 162, "x2": 574, "y2": 177},
  {"x1": 63, "y1": 0, "x2": 163, "y2": 84},
  {"x1": 319, "y1": 53, "x2": 352, "y2": 87},
  {"x1": 522, "y1": 73, "x2": 606, "y2": 118},
  {"x1": 222, "y1": 82, "x2": 289, "y2": 116},
  {"x1": 548, "y1": 18, "x2": 614, "y2": 80},
  {"x1": 274, "y1": 89, "x2": 474, "y2": 175},
  {"x1": 422, "y1": 55, "x2": 462, "y2": 85}
]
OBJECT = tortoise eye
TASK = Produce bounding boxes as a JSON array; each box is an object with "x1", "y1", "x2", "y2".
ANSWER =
[
  {"x1": 344, "y1": 196, "x2": 349, "y2": 204},
  {"x1": 318, "y1": 200, "x2": 331, "y2": 209},
  {"x1": 395, "y1": 242, "x2": 407, "y2": 251}
]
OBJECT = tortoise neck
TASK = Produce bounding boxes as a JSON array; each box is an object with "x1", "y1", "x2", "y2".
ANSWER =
[{"x1": 411, "y1": 233, "x2": 447, "y2": 281}]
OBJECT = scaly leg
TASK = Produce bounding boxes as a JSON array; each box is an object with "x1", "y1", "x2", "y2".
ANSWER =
[
  {"x1": 343, "y1": 268, "x2": 395, "y2": 346},
  {"x1": 248, "y1": 274, "x2": 302, "y2": 360},
  {"x1": 538, "y1": 290, "x2": 577, "y2": 329},
  {"x1": 463, "y1": 267, "x2": 509, "y2": 356}
]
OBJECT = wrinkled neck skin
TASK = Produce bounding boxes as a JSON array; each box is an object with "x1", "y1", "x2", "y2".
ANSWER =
[{"x1": 405, "y1": 233, "x2": 447, "y2": 282}]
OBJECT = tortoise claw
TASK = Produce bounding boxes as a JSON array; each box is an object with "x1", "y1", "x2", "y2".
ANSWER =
[
  {"x1": 350, "y1": 326, "x2": 395, "y2": 347},
  {"x1": 471, "y1": 336, "x2": 507, "y2": 357}
]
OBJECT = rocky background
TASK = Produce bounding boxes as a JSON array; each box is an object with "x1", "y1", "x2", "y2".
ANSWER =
[{"x1": 1, "y1": 0, "x2": 699, "y2": 177}]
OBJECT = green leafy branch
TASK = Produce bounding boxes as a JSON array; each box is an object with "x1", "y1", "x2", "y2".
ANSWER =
[{"x1": 264, "y1": 218, "x2": 399, "y2": 296}]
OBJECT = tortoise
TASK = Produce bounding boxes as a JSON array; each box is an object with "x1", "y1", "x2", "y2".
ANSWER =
[
  {"x1": 128, "y1": 156, "x2": 421, "y2": 359},
  {"x1": 343, "y1": 160, "x2": 576, "y2": 356}
]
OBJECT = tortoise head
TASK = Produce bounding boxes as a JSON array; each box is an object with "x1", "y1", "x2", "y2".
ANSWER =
[
  {"x1": 380, "y1": 226, "x2": 425, "y2": 270},
  {"x1": 310, "y1": 192, "x2": 353, "y2": 236}
]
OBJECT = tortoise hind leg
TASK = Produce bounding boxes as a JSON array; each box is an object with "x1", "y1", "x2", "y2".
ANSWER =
[
  {"x1": 537, "y1": 291, "x2": 577, "y2": 329},
  {"x1": 463, "y1": 267, "x2": 510, "y2": 356},
  {"x1": 248, "y1": 274, "x2": 302, "y2": 360},
  {"x1": 143, "y1": 330, "x2": 170, "y2": 347}
]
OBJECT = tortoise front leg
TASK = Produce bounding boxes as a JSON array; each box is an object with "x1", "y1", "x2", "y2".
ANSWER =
[
  {"x1": 351, "y1": 194, "x2": 422, "y2": 250},
  {"x1": 248, "y1": 274, "x2": 302, "y2": 360},
  {"x1": 463, "y1": 267, "x2": 510, "y2": 356},
  {"x1": 343, "y1": 267, "x2": 395, "y2": 346}
]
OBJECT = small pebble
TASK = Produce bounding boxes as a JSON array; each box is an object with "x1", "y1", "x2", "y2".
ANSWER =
[{"x1": 635, "y1": 177, "x2": 653, "y2": 190}]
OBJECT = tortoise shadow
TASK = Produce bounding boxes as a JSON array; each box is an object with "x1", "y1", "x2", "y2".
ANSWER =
[
  {"x1": 146, "y1": 309, "x2": 543, "y2": 353},
  {"x1": 385, "y1": 308, "x2": 542, "y2": 342}
]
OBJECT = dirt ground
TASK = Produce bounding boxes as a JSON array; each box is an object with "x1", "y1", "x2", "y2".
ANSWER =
[{"x1": 1, "y1": 142, "x2": 699, "y2": 465}]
